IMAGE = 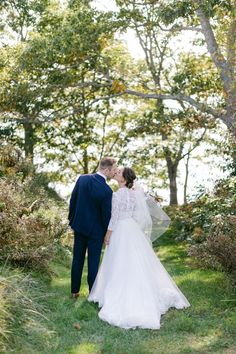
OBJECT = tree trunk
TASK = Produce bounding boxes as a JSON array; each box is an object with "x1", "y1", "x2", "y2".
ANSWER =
[
  {"x1": 184, "y1": 152, "x2": 191, "y2": 204},
  {"x1": 83, "y1": 148, "x2": 89, "y2": 174},
  {"x1": 23, "y1": 121, "x2": 35, "y2": 163},
  {"x1": 165, "y1": 154, "x2": 178, "y2": 205},
  {"x1": 195, "y1": 4, "x2": 236, "y2": 141},
  {"x1": 223, "y1": 97, "x2": 236, "y2": 140}
]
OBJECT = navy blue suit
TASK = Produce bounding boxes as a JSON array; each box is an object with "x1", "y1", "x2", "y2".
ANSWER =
[{"x1": 68, "y1": 173, "x2": 112, "y2": 293}]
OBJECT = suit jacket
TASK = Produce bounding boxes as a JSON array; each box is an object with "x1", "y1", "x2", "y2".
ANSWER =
[{"x1": 68, "y1": 173, "x2": 112, "y2": 239}]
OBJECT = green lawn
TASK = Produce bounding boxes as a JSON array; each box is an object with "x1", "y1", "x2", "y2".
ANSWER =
[{"x1": 9, "y1": 233, "x2": 236, "y2": 354}]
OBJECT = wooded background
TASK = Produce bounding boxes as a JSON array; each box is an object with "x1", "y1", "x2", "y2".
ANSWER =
[{"x1": 0, "y1": 1, "x2": 235, "y2": 352}]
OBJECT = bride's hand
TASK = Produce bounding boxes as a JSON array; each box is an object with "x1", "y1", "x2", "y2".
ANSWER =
[
  {"x1": 104, "y1": 236, "x2": 110, "y2": 245},
  {"x1": 104, "y1": 230, "x2": 112, "y2": 245}
]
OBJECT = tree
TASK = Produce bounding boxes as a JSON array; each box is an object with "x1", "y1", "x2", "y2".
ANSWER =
[
  {"x1": 0, "y1": 0, "x2": 118, "y2": 166},
  {"x1": 0, "y1": 0, "x2": 49, "y2": 42},
  {"x1": 0, "y1": 44, "x2": 54, "y2": 162},
  {"x1": 126, "y1": 101, "x2": 217, "y2": 204},
  {"x1": 114, "y1": 0, "x2": 236, "y2": 150},
  {"x1": 114, "y1": 0, "x2": 220, "y2": 204},
  {"x1": 0, "y1": 0, "x2": 51, "y2": 162}
]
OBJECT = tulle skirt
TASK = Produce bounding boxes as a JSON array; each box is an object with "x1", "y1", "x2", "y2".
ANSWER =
[{"x1": 88, "y1": 218, "x2": 190, "y2": 329}]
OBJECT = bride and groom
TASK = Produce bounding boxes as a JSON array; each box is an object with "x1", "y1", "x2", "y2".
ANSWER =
[{"x1": 68, "y1": 157, "x2": 190, "y2": 329}]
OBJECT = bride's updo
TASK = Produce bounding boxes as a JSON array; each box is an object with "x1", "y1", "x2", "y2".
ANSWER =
[{"x1": 122, "y1": 167, "x2": 136, "y2": 189}]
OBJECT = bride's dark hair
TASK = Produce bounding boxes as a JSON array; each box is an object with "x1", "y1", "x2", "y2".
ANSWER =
[{"x1": 122, "y1": 167, "x2": 136, "y2": 189}]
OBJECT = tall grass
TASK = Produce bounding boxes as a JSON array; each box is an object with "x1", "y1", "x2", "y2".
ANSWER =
[
  {"x1": 0, "y1": 278, "x2": 10, "y2": 353},
  {"x1": 0, "y1": 264, "x2": 54, "y2": 353}
]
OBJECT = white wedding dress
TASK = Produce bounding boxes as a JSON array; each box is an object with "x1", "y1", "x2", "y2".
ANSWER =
[{"x1": 88, "y1": 187, "x2": 190, "y2": 329}]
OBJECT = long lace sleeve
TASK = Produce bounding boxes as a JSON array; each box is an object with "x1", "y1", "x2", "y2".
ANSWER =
[{"x1": 107, "y1": 193, "x2": 120, "y2": 231}]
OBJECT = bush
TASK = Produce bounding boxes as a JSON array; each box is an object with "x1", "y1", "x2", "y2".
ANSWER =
[
  {"x1": 0, "y1": 144, "x2": 34, "y2": 178},
  {"x1": 169, "y1": 177, "x2": 236, "y2": 284},
  {"x1": 169, "y1": 177, "x2": 236, "y2": 241},
  {"x1": 0, "y1": 178, "x2": 68, "y2": 270},
  {"x1": 189, "y1": 215, "x2": 236, "y2": 283},
  {"x1": 0, "y1": 145, "x2": 69, "y2": 271},
  {"x1": 208, "y1": 216, "x2": 236, "y2": 272}
]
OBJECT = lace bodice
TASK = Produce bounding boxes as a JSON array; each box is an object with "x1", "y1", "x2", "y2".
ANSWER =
[{"x1": 108, "y1": 187, "x2": 136, "y2": 231}]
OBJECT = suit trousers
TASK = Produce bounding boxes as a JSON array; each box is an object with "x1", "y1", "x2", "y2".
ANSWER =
[{"x1": 71, "y1": 231, "x2": 104, "y2": 293}]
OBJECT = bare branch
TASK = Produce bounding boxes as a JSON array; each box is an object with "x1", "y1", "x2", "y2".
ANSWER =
[
  {"x1": 124, "y1": 89, "x2": 220, "y2": 117},
  {"x1": 156, "y1": 23, "x2": 202, "y2": 33},
  {"x1": 5, "y1": 88, "x2": 220, "y2": 125},
  {"x1": 179, "y1": 127, "x2": 207, "y2": 161}
]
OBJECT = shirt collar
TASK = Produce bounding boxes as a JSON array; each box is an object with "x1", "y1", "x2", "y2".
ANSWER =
[{"x1": 96, "y1": 171, "x2": 107, "y2": 180}]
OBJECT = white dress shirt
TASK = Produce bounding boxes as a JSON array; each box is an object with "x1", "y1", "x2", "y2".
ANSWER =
[{"x1": 96, "y1": 171, "x2": 107, "y2": 180}]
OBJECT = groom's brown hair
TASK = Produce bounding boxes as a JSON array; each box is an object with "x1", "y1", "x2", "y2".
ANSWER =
[{"x1": 99, "y1": 157, "x2": 116, "y2": 170}]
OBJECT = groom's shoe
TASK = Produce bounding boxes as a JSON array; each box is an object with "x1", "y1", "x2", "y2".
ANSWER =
[{"x1": 71, "y1": 292, "x2": 80, "y2": 299}]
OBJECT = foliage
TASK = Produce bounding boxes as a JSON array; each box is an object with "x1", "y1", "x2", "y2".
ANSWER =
[
  {"x1": 0, "y1": 0, "x2": 131, "y2": 178},
  {"x1": 1, "y1": 0, "x2": 234, "y2": 191},
  {"x1": 169, "y1": 176, "x2": 236, "y2": 282},
  {"x1": 170, "y1": 176, "x2": 236, "y2": 239},
  {"x1": 117, "y1": 0, "x2": 236, "y2": 147},
  {"x1": 0, "y1": 145, "x2": 68, "y2": 271},
  {"x1": 0, "y1": 0, "x2": 49, "y2": 42},
  {"x1": 115, "y1": 0, "x2": 227, "y2": 205},
  {"x1": 189, "y1": 215, "x2": 236, "y2": 283}
]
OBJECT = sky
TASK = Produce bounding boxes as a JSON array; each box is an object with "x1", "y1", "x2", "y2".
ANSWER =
[{"x1": 93, "y1": 0, "x2": 147, "y2": 59}]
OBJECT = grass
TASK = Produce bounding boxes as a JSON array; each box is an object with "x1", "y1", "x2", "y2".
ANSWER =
[
  {"x1": 3, "y1": 231, "x2": 236, "y2": 354},
  {"x1": 0, "y1": 265, "x2": 54, "y2": 354}
]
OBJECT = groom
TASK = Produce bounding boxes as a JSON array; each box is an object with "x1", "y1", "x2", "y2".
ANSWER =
[{"x1": 68, "y1": 157, "x2": 117, "y2": 298}]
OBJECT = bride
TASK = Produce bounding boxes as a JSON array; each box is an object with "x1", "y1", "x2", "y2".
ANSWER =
[{"x1": 88, "y1": 167, "x2": 190, "y2": 330}]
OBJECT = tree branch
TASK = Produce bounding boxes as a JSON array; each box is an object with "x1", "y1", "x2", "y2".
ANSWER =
[
  {"x1": 179, "y1": 127, "x2": 207, "y2": 161},
  {"x1": 157, "y1": 23, "x2": 202, "y2": 33},
  {"x1": 194, "y1": 2, "x2": 232, "y2": 92},
  {"x1": 124, "y1": 89, "x2": 219, "y2": 117}
]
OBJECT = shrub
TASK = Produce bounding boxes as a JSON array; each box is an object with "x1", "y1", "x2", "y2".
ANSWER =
[
  {"x1": 169, "y1": 177, "x2": 236, "y2": 284},
  {"x1": 0, "y1": 178, "x2": 68, "y2": 270},
  {"x1": 0, "y1": 145, "x2": 69, "y2": 271},
  {"x1": 169, "y1": 177, "x2": 236, "y2": 240},
  {"x1": 189, "y1": 215, "x2": 236, "y2": 283},
  {"x1": 0, "y1": 144, "x2": 34, "y2": 178}
]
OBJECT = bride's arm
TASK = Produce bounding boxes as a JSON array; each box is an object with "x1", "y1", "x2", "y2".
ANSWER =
[{"x1": 104, "y1": 193, "x2": 119, "y2": 245}]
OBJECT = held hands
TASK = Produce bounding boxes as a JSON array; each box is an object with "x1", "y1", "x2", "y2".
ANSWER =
[{"x1": 104, "y1": 230, "x2": 112, "y2": 245}]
